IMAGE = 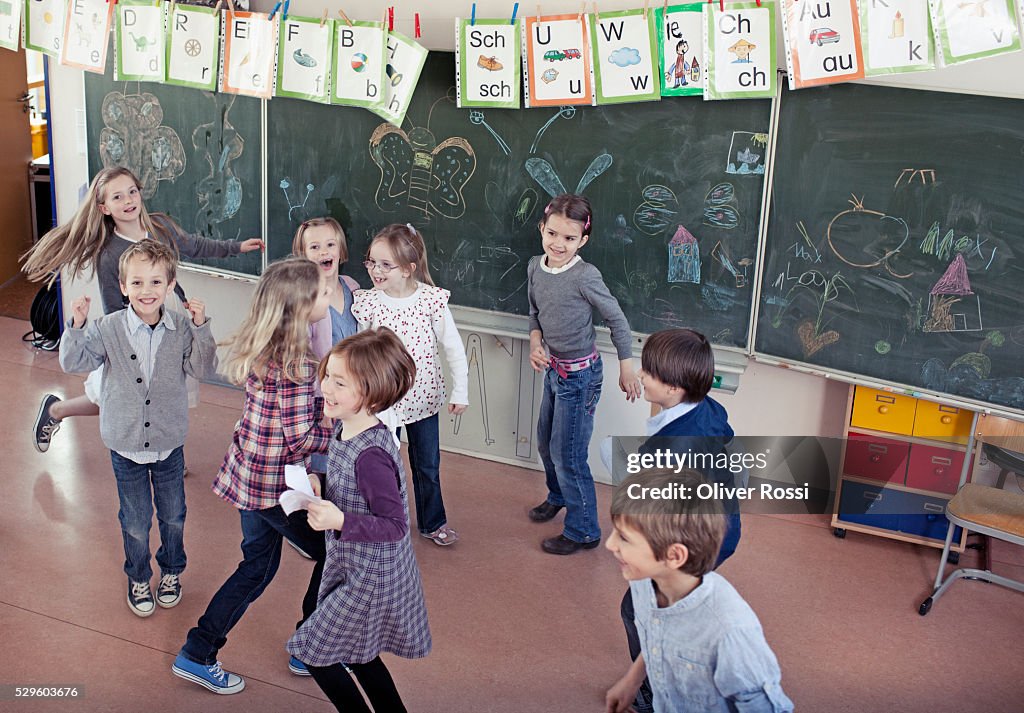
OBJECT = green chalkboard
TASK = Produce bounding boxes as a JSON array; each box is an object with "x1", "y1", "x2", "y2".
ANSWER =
[
  {"x1": 84, "y1": 67, "x2": 263, "y2": 277},
  {"x1": 268, "y1": 52, "x2": 772, "y2": 348},
  {"x1": 756, "y1": 83, "x2": 1024, "y2": 414}
]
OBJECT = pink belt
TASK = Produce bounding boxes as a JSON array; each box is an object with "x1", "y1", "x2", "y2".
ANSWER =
[{"x1": 549, "y1": 350, "x2": 598, "y2": 378}]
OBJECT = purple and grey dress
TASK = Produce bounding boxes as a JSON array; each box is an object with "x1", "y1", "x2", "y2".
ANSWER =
[{"x1": 287, "y1": 422, "x2": 431, "y2": 666}]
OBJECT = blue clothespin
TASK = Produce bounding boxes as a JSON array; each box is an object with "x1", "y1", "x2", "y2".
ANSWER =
[
  {"x1": 511, "y1": 2, "x2": 519, "y2": 23},
  {"x1": 471, "y1": 3, "x2": 476, "y2": 25},
  {"x1": 268, "y1": 0, "x2": 281, "y2": 20},
  {"x1": 282, "y1": 0, "x2": 290, "y2": 20}
]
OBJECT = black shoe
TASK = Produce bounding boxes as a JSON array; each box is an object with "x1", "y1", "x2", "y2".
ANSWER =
[
  {"x1": 33, "y1": 394, "x2": 62, "y2": 453},
  {"x1": 542, "y1": 534, "x2": 601, "y2": 555},
  {"x1": 528, "y1": 501, "x2": 564, "y2": 522}
]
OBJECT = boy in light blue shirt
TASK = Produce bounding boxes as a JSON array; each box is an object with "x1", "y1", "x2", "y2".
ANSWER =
[{"x1": 604, "y1": 469, "x2": 792, "y2": 713}]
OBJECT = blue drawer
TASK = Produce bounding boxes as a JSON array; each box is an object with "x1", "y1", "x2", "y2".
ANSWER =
[
  {"x1": 896, "y1": 492, "x2": 963, "y2": 541},
  {"x1": 837, "y1": 481, "x2": 901, "y2": 531}
]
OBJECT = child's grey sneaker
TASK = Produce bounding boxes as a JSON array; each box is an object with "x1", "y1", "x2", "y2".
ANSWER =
[
  {"x1": 288, "y1": 655, "x2": 311, "y2": 676},
  {"x1": 157, "y1": 573, "x2": 181, "y2": 608},
  {"x1": 421, "y1": 524, "x2": 459, "y2": 546},
  {"x1": 33, "y1": 394, "x2": 62, "y2": 453},
  {"x1": 127, "y1": 580, "x2": 155, "y2": 617},
  {"x1": 172, "y1": 654, "x2": 245, "y2": 694}
]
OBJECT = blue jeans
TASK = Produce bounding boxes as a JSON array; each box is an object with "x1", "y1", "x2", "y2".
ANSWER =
[
  {"x1": 536, "y1": 357, "x2": 603, "y2": 543},
  {"x1": 398, "y1": 413, "x2": 446, "y2": 534},
  {"x1": 110, "y1": 446, "x2": 186, "y2": 583},
  {"x1": 180, "y1": 505, "x2": 326, "y2": 666}
]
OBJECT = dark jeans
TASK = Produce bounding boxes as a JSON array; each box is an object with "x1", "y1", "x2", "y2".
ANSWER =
[
  {"x1": 308, "y1": 657, "x2": 406, "y2": 713},
  {"x1": 180, "y1": 505, "x2": 326, "y2": 666},
  {"x1": 621, "y1": 512, "x2": 742, "y2": 713},
  {"x1": 110, "y1": 446, "x2": 186, "y2": 583},
  {"x1": 536, "y1": 357, "x2": 604, "y2": 543},
  {"x1": 399, "y1": 413, "x2": 447, "y2": 534}
]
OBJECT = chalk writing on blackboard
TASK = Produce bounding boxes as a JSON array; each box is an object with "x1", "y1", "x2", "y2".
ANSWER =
[
  {"x1": 894, "y1": 168, "x2": 937, "y2": 187},
  {"x1": 98, "y1": 90, "x2": 186, "y2": 199}
]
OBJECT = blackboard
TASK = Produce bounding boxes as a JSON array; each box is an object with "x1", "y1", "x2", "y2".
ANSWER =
[
  {"x1": 84, "y1": 67, "x2": 263, "y2": 277},
  {"x1": 755, "y1": 83, "x2": 1024, "y2": 414},
  {"x1": 268, "y1": 52, "x2": 772, "y2": 348}
]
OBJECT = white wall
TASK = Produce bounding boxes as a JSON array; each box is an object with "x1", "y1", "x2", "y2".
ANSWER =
[{"x1": 47, "y1": 3, "x2": 1024, "y2": 482}]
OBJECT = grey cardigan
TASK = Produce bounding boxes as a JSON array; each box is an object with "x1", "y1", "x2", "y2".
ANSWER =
[{"x1": 59, "y1": 309, "x2": 217, "y2": 453}]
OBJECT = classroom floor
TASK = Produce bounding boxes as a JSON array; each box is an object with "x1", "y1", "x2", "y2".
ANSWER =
[{"x1": 4, "y1": 313, "x2": 1023, "y2": 712}]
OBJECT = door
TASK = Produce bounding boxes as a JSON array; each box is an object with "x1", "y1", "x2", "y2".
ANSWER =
[{"x1": 0, "y1": 47, "x2": 32, "y2": 284}]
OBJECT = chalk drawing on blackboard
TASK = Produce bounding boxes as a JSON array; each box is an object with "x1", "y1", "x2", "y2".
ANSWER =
[
  {"x1": 98, "y1": 91, "x2": 186, "y2": 200},
  {"x1": 924, "y1": 254, "x2": 983, "y2": 332},
  {"x1": 478, "y1": 245, "x2": 522, "y2": 282},
  {"x1": 725, "y1": 131, "x2": 768, "y2": 175},
  {"x1": 826, "y1": 195, "x2": 913, "y2": 279},
  {"x1": 632, "y1": 185, "x2": 678, "y2": 235},
  {"x1": 667, "y1": 225, "x2": 700, "y2": 284},
  {"x1": 515, "y1": 189, "x2": 540, "y2": 226},
  {"x1": 452, "y1": 333, "x2": 496, "y2": 446},
  {"x1": 369, "y1": 120, "x2": 476, "y2": 222},
  {"x1": 711, "y1": 241, "x2": 751, "y2": 289},
  {"x1": 703, "y1": 183, "x2": 739, "y2": 229},
  {"x1": 875, "y1": 340, "x2": 892, "y2": 355},
  {"x1": 798, "y1": 320, "x2": 840, "y2": 357},
  {"x1": 279, "y1": 179, "x2": 314, "y2": 221},
  {"x1": 192, "y1": 94, "x2": 245, "y2": 237},
  {"x1": 643, "y1": 297, "x2": 689, "y2": 328},
  {"x1": 611, "y1": 215, "x2": 635, "y2": 245},
  {"x1": 529, "y1": 106, "x2": 576, "y2": 154},
  {"x1": 894, "y1": 168, "x2": 936, "y2": 187},
  {"x1": 468, "y1": 110, "x2": 511, "y2": 156},
  {"x1": 524, "y1": 154, "x2": 613, "y2": 198}
]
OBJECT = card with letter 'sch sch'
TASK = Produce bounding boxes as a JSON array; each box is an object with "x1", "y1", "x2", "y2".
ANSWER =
[{"x1": 456, "y1": 17, "x2": 521, "y2": 109}]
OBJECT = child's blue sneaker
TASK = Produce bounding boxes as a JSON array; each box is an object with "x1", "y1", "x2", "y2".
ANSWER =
[
  {"x1": 172, "y1": 653, "x2": 245, "y2": 694},
  {"x1": 288, "y1": 655, "x2": 311, "y2": 676}
]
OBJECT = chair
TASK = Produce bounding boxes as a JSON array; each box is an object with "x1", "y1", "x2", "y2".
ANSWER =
[
  {"x1": 919, "y1": 483, "x2": 1024, "y2": 615},
  {"x1": 982, "y1": 443, "x2": 1024, "y2": 490}
]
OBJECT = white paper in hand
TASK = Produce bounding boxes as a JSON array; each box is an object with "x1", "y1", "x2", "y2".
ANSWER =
[{"x1": 279, "y1": 463, "x2": 320, "y2": 515}]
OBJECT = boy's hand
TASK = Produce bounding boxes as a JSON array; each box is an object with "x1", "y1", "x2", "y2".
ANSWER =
[
  {"x1": 187, "y1": 297, "x2": 207, "y2": 326},
  {"x1": 70, "y1": 296, "x2": 91, "y2": 328},
  {"x1": 306, "y1": 498, "x2": 345, "y2": 531},
  {"x1": 239, "y1": 238, "x2": 265, "y2": 252},
  {"x1": 448, "y1": 403, "x2": 468, "y2": 415},
  {"x1": 618, "y1": 359, "x2": 642, "y2": 402},
  {"x1": 604, "y1": 675, "x2": 640, "y2": 713}
]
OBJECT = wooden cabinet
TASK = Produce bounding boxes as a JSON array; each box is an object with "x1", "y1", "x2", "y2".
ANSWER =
[{"x1": 832, "y1": 386, "x2": 972, "y2": 553}]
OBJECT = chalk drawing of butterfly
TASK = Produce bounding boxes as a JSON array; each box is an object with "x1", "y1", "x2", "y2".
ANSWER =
[
  {"x1": 524, "y1": 153, "x2": 613, "y2": 198},
  {"x1": 703, "y1": 182, "x2": 739, "y2": 230},
  {"x1": 369, "y1": 122, "x2": 477, "y2": 222}
]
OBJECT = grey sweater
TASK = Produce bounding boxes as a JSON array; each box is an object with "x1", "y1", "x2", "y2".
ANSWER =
[
  {"x1": 59, "y1": 309, "x2": 217, "y2": 453},
  {"x1": 96, "y1": 213, "x2": 243, "y2": 314},
  {"x1": 527, "y1": 255, "x2": 634, "y2": 360}
]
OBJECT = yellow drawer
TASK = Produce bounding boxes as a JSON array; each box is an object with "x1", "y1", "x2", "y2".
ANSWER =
[
  {"x1": 912, "y1": 401, "x2": 973, "y2": 443},
  {"x1": 850, "y1": 386, "x2": 917, "y2": 435}
]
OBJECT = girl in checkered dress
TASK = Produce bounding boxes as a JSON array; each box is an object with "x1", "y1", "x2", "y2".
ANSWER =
[
  {"x1": 351, "y1": 223, "x2": 469, "y2": 547},
  {"x1": 289, "y1": 328, "x2": 430, "y2": 713}
]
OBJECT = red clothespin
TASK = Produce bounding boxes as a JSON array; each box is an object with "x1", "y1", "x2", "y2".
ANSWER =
[
  {"x1": 755, "y1": 0, "x2": 761, "y2": 5},
  {"x1": 388, "y1": 6, "x2": 394, "y2": 31},
  {"x1": 415, "y1": 12, "x2": 421, "y2": 37}
]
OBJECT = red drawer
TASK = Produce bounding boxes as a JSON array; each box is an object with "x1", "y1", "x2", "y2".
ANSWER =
[
  {"x1": 844, "y1": 433, "x2": 910, "y2": 484},
  {"x1": 906, "y1": 444, "x2": 966, "y2": 494}
]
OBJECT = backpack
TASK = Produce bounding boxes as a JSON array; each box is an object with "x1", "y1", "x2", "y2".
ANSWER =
[{"x1": 23, "y1": 282, "x2": 61, "y2": 351}]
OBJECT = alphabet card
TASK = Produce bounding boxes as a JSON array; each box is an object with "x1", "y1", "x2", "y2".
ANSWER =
[
  {"x1": 331, "y1": 20, "x2": 386, "y2": 109},
  {"x1": 780, "y1": 0, "x2": 865, "y2": 88},
  {"x1": 25, "y1": 0, "x2": 67, "y2": 57},
  {"x1": 276, "y1": 14, "x2": 333, "y2": 102},
  {"x1": 166, "y1": 4, "x2": 220, "y2": 90},
  {"x1": 861, "y1": 0, "x2": 935, "y2": 75},
  {"x1": 115, "y1": 0, "x2": 164, "y2": 81},
  {"x1": 221, "y1": 10, "x2": 278, "y2": 99},
  {"x1": 455, "y1": 17, "x2": 521, "y2": 109},
  {"x1": 61, "y1": 0, "x2": 112, "y2": 72},
  {"x1": 523, "y1": 13, "x2": 594, "y2": 107},
  {"x1": 589, "y1": 9, "x2": 660, "y2": 104},
  {"x1": 0, "y1": 0, "x2": 21, "y2": 51},
  {"x1": 928, "y1": 0, "x2": 1021, "y2": 65},
  {"x1": 704, "y1": 2, "x2": 776, "y2": 100},
  {"x1": 372, "y1": 31, "x2": 428, "y2": 126},
  {"x1": 656, "y1": 3, "x2": 705, "y2": 97}
]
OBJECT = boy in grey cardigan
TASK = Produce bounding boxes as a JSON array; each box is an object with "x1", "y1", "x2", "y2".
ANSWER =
[{"x1": 60, "y1": 240, "x2": 217, "y2": 617}]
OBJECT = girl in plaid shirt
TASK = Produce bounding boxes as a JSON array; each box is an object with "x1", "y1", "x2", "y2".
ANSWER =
[
  {"x1": 172, "y1": 257, "x2": 334, "y2": 695},
  {"x1": 289, "y1": 328, "x2": 430, "y2": 712}
]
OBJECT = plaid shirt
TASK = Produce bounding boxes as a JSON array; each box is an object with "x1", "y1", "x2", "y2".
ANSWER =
[{"x1": 213, "y1": 360, "x2": 332, "y2": 510}]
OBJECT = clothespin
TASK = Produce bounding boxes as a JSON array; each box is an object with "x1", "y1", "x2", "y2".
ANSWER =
[
  {"x1": 169, "y1": 0, "x2": 177, "y2": 18},
  {"x1": 338, "y1": 8, "x2": 354, "y2": 26},
  {"x1": 755, "y1": 0, "x2": 761, "y2": 5},
  {"x1": 281, "y1": 0, "x2": 290, "y2": 21},
  {"x1": 471, "y1": 2, "x2": 476, "y2": 25},
  {"x1": 511, "y1": 2, "x2": 518, "y2": 24},
  {"x1": 388, "y1": 6, "x2": 394, "y2": 31},
  {"x1": 536, "y1": 4, "x2": 541, "y2": 20},
  {"x1": 415, "y1": 12, "x2": 420, "y2": 37},
  {"x1": 643, "y1": 0, "x2": 648, "y2": 19},
  {"x1": 225, "y1": 0, "x2": 235, "y2": 19},
  {"x1": 268, "y1": 1, "x2": 281, "y2": 21},
  {"x1": 213, "y1": 0, "x2": 223, "y2": 12},
  {"x1": 320, "y1": 8, "x2": 328, "y2": 26}
]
